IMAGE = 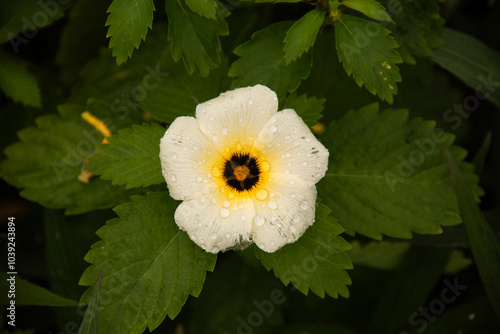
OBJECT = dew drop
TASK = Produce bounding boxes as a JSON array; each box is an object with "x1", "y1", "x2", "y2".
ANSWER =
[
  {"x1": 197, "y1": 176, "x2": 202, "y2": 183},
  {"x1": 255, "y1": 189, "x2": 268, "y2": 201},
  {"x1": 170, "y1": 175, "x2": 177, "y2": 181},
  {"x1": 293, "y1": 215, "x2": 300, "y2": 222},
  {"x1": 294, "y1": 140, "x2": 300, "y2": 146},
  {"x1": 285, "y1": 152, "x2": 291, "y2": 158},
  {"x1": 290, "y1": 225, "x2": 297, "y2": 233},
  {"x1": 223, "y1": 200, "x2": 230, "y2": 208},
  {"x1": 255, "y1": 215, "x2": 265, "y2": 226},
  {"x1": 268, "y1": 200, "x2": 278, "y2": 210},
  {"x1": 211, "y1": 167, "x2": 221, "y2": 177},
  {"x1": 212, "y1": 135, "x2": 218, "y2": 141},
  {"x1": 171, "y1": 153, "x2": 177, "y2": 159},
  {"x1": 260, "y1": 160, "x2": 271, "y2": 172},
  {"x1": 284, "y1": 169, "x2": 290, "y2": 174},
  {"x1": 302, "y1": 161, "x2": 308, "y2": 166},
  {"x1": 241, "y1": 215, "x2": 246, "y2": 221},
  {"x1": 161, "y1": 155, "x2": 166, "y2": 159},
  {"x1": 200, "y1": 109, "x2": 206, "y2": 114},
  {"x1": 248, "y1": 99, "x2": 254, "y2": 104},
  {"x1": 270, "y1": 125, "x2": 278, "y2": 133},
  {"x1": 193, "y1": 145, "x2": 198, "y2": 150},
  {"x1": 226, "y1": 233, "x2": 231, "y2": 238},
  {"x1": 219, "y1": 208, "x2": 230, "y2": 218},
  {"x1": 209, "y1": 116, "x2": 214, "y2": 121},
  {"x1": 261, "y1": 109, "x2": 266, "y2": 114},
  {"x1": 211, "y1": 233, "x2": 217, "y2": 239},
  {"x1": 222, "y1": 127, "x2": 228, "y2": 135},
  {"x1": 300, "y1": 201, "x2": 309, "y2": 210}
]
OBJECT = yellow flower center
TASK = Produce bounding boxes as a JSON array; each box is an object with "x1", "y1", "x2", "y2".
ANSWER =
[{"x1": 233, "y1": 165, "x2": 250, "y2": 181}]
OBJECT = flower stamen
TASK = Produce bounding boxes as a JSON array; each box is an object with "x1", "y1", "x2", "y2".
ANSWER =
[{"x1": 224, "y1": 153, "x2": 260, "y2": 191}]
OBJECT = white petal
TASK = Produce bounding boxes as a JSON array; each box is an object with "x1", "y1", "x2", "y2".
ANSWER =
[
  {"x1": 175, "y1": 193, "x2": 256, "y2": 253},
  {"x1": 254, "y1": 109, "x2": 329, "y2": 184},
  {"x1": 159, "y1": 117, "x2": 220, "y2": 201},
  {"x1": 196, "y1": 85, "x2": 278, "y2": 153},
  {"x1": 252, "y1": 174, "x2": 317, "y2": 252}
]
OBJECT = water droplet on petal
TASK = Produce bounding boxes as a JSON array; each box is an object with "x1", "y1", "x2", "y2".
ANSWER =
[
  {"x1": 170, "y1": 175, "x2": 177, "y2": 181},
  {"x1": 219, "y1": 208, "x2": 230, "y2": 218},
  {"x1": 193, "y1": 145, "x2": 198, "y2": 150},
  {"x1": 161, "y1": 155, "x2": 166, "y2": 159},
  {"x1": 294, "y1": 140, "x2": 300, "y2": 146},
  {"x1": 255, "y1": 215, "x2": 265, "y2": 226},
  {"x1": 211, "y1": 233, "x2": 217, "y2": 239},
  {"x1": 300, "y1": 201, "x2": 309, "y2": 210},
  {"x1": 222, "y1": 127, "x2": 228, "y2": 135},
  {"x1": 249, "y1": 99, "x2": 254, "y2": 104},
  {"x1": 223, "y1": 200, "x2": 230, "y2": 208},
  {"x1": 255, "y1": 189, "x2": 268, "y2": 201},
  {"x1": 226, "y1": 233, "x2": 231, "y2": 238},
  {"x1": 302, "y1": 161, "x2": 308, "y2": 166},
  {"x1": 270, "y1": 125, "x2": 278, "y2": 133},
  {"x1": 212, "y1": 135, "x2": 218, "y2": 141},
  {"x1": 290, "y1": 225, "x2": 297, "y2": 233},
  {"x1": 201, "y1": 109, "x2": 206, "y2": 113},
  {"x1": 196, "y1": 176, "x2": 202, "y2": 182},
  {"x1": 260, "y1": 160, "x2": 271, "y2": 172},
  {"x1": 268, "y1": 200, "x2": 278, "y2": 210},
  {"x1": 171, "y1": 153, "x2": 177, "y2": 159},
  {"x1": 293, "y1": 215, "x2": 300, "y2": 222},
  {"x1": 211, "y1": 167, "x2": 221, "y2": 177}
]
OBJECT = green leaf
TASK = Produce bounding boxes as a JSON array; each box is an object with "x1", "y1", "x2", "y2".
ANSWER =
[
  {"x1": 472, "y1": 131, "x2": 492, "y2": 176},
  {"x1": 256, "y1": 325, "x2": 360, "y2": 334},
  {"x1": 0, "y1": 51, "x2": 41, "y2": 108},
  {"x1": 229, "y1": 21, "x2": 313, "y2": 99},
  {"x1": 106, "y1": 0, "x2": 155, "y2": 65},
  {"x1": 318, "y1": 103, "x2": 482, "y2": 240},
  {"x1": 347, "y1": 241, "x2": 410, "y2": 270},
  {"x1": 89, "y1": 123, "x2": 166, "y2": 189},
  {"x1": 445, "y1": 148, "x2": 500, "y2": 320},
  {"x1": 165, "y1": 0, "x2": 228, "y2": 76},
  {"x1": 186, "y1": 0, "x2": 217, "y2": 19},
  {"x1": 79, "y1": 192, "x2": 217, "y2": 334},
  {"x1": 0, "y1": 0, "x2": 70, "y2": 45},
  {"x1": 1, "y1": 100, "x2": 145, "y2": 215},
  {"x1": 139, "y1": 51, "x2": 228, "y2": 123},
  {"x1": 384, "y1": 0, "x2": 444, "y2": 62},
  {"x1": 281, "y1": 92, "x2": 324, "y2": 127},
  {"x1": 69, "y1": 23, "x2": 170, "y2": 105},
  {"x1": 432, "y1": 28, "x2": 500, "y2": 109},
  {"x1": 340, "y1": 0, "x2": 393, "y2": 22},
  {"x1": 0, "y1": 273, "x2": 78, "y2": 307},
  {"x1": 79, "y1": 270, "x2": 103, "y2": 334},
  {"x1": 255, "y1": 203, "x2": 352, "y2": 298},
  {"x1": 334, "y1": 14, "x2": 402, "y2": 104},
  {"x1": 283, "y1": 8, "x2": 325, "y2": 64}
]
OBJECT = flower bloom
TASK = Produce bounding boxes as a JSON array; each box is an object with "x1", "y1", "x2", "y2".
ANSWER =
[{"x1": 159, "y1": 85, "x2": 328, "y2": 253}]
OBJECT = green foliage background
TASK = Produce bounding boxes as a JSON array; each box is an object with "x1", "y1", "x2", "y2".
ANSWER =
[{"x1": 0, "y1": 0, "x2": 499, "y2": 333}]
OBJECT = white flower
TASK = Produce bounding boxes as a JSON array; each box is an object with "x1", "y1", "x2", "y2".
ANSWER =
[{"x1": 159, "y1": 85, "x2": 329, "y2": 253}]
